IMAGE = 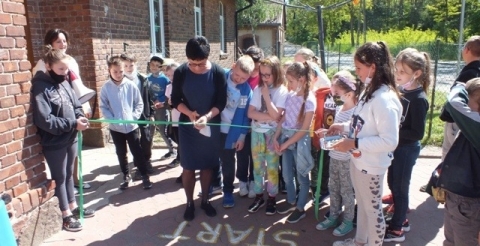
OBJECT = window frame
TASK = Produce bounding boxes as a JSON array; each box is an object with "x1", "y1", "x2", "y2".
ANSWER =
[
  {"x1": 194, "y1": 0, "x2": 202, "y2": 36},
  {"x1": 149, "y1": 0, "x2": 166, "y2": 57},
  {"x1": 219, "y1": 2, "x2": 225, "y2": 52}
]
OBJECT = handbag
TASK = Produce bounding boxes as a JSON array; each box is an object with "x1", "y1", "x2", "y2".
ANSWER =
[{"x1": 426, "y1": 163, "x2": 446, "y2": 204}]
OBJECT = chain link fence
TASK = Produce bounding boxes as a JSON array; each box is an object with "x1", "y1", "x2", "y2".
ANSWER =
[{"x1": 270, "y1": 41, "x2": 463, "y2": 141}]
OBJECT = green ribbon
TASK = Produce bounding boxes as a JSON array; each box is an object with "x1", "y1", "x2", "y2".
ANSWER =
[
  {"x1": 314, "y1": 149, "x2": 324, "y2": 221},
  {"x1": 76, "y1": 118, "x2": 313, "y2": 223},
  {"x1": 77, "y1": 131, "x2": 84, "y2": 223}
]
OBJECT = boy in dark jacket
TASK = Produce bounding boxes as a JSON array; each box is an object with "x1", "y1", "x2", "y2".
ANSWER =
[
  {"x1": 438, "y1": 77, "x2": 480, "y2": 246},
  {"x1": 121, "y1": 54, "x2": 155, "y2": 179}
]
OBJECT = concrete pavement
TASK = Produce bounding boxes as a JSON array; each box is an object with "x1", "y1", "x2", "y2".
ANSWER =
[{"x1": 41, "y1": 144, "x2": 445, "y2": 246}]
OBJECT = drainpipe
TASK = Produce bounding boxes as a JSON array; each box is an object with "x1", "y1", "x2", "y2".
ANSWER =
[{"x1": 235, "y1": 0, "x2": 255, "y2": 59}]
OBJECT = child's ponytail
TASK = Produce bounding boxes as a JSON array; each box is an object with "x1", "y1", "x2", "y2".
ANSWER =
[
  {"x1": 421, "y1": 52, "x2": 432, "y2": 94},
  {"x1": 43, "y1": 45, "x2": 69, "y2": 67},
  {"x1": 296, "y1": 61, "x2": 312, "y2": 124}
]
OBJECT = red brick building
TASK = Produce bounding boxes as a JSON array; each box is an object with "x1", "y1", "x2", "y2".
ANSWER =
[{"x1": 0, "y1": 0, "x2": 236, "y2": 244}]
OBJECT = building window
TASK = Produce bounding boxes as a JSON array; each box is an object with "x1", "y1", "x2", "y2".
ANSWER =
[
  {"x1": 219, "y1": 2, "x2": 225, "y2": 52},
  {"x1": 149, "y1": 0, "x2": 165, "y2": 57},
  {"x1": 194, "y1": 0, "x2": 202, "y2": 36}
]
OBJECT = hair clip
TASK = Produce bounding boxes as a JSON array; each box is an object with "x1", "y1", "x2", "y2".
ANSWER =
[{"x1": 337, "y1": 76, "x2": 356, "y2": 91}]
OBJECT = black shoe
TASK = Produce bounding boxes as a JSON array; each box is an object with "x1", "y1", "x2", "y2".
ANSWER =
[
  {"x1": 248, "y1": 195, "x2": 265, "y2": 213},
  {"x1": 201, "y1": 201, "x2": 217, "y2": 217},
  {"x1": 167, "y1": 159, "x2": 180, "y2": 168},
  {"x1": 72, "y1": 207, "x2": 95, "y2": 218},
  {"x1": 184, "y1": 202, "x2": 195, "y2": 221},
  {"x1": 132, "y1": 170, "x2": 143, "y2": 181},
  {"x1": 120, "y1": 174, "x2": 131, "y2": 190},
  {"x1": 160, "y1": 151, "x2": 176, "y2": 160},
  {"x1": 318, "y1": 191, "x2": 330, "y2": 203},
  {"x1": 74, "y1": 183, "x2": 91, "y2": 189},
  {"x1": 353, "y1": 204, "x2": 358, "y2": 228},
  {"x1": 63, "y1": 215, "x2": 82, "y2": 232},
  {"x1": 175, "y1": 175, "x2": 183, "y2": 184},
  {"x1": 146, "y1": 162, "x2": 154, "y2": 174},
  {"x1": 419, "y1": 184, "x2": 427, "y2": 193},
  {"x1": 265, "y1": 197, "x2": 276, "y2": 215},
  {"x1": 142, "y1": 176, "x2": 152, "y2": 189}
]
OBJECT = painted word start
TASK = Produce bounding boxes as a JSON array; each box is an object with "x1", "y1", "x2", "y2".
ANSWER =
[{"x1": 159, "y1": 221, "x2": 300, "y2": 245}]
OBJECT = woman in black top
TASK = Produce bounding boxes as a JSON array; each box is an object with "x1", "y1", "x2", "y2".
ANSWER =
[{"x1": 171, "y1": 36, "x2": 227, "y2": 221}]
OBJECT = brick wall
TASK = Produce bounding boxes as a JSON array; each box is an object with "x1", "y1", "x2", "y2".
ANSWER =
[
  {"x1": 166, "y1": 0, "x2": 235, "y2": 68},
  {"x1": 0, "y1": 0, "x2": 57, "y2": 238}
]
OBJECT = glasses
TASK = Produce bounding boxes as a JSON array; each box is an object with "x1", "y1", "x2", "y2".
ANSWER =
[
  {"x1": 188, "y1": 62, "x2": 207, "y2": 69},
  {"x1": 260, "y1": 73, "x2": 272, "y2": 79}
]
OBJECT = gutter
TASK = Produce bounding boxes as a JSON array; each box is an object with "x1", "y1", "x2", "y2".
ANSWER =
[{"x1": 235, "y1": 0, "x2": 255, "y2": 59}]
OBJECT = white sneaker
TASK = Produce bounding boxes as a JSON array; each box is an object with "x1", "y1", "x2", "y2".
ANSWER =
[
  {"x1": 248, "y1": 181, "x2": 256, "y2": 198},
  {"x1": 332, "y1": 238, "x2": 356, "y2": 246},
  {"x1": 239, "y1": 182, "x2": 249, "y2": 197}
]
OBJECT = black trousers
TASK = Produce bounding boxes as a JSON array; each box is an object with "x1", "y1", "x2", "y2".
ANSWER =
[
  {"x1": 135, "y1": 124, "x2": 154, "y2": 167},
  {"x1": 110, "y1": 129, "x2": 148, "y2": 177}
]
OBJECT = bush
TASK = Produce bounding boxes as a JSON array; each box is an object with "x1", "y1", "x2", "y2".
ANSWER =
[{"x1": 328, "y1": 28, "x2": 458, "y2": 60}]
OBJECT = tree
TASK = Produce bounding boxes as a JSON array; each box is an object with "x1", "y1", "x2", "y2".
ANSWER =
[{"x1": 237, "y1": 0, "x2": 280, "y2": 46}]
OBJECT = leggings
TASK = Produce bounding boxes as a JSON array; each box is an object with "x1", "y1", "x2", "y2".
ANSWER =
[{"x1": 43, "y1": 141, "x2": 77, "y2": 211}]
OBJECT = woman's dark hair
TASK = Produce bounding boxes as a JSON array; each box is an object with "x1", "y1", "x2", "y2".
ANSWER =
[
  {"x1": 186, "y1": 36, "x2": 210, "y2": 60},
  {"x1": 245, "y1": 46, "x2": 264, "y2": 63},
  {"x1": 44, "y1": 28, "x2": 70, "y2": 46},
  {"x1": 354, "y1": 41, "x2": 398, "y2": 102}
]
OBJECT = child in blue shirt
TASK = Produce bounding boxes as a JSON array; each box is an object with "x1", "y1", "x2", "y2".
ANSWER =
[
  {"x1": 148, "y1": 56, "x2": 175, "y2": 159},
  {"x1": 220, "y1": 55, "x2": 255, "y2": 208}
]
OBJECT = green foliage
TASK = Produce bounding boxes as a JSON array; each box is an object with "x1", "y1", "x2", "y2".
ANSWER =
[
  {"x1": 286, "y1": 0, "x2": 359, "y2": 45},
  {"x1": 286, "y1": 0, "x2": 479, "y2": 50},
  {"x1": 237, "y1": 0, "x2": 280, "y2": 31},
  {"x1": 329, "y1": 28, "x2": 459, "y2": 60}
]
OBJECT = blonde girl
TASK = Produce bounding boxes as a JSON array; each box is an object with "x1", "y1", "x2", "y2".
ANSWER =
[{"x1": 274, "y1": 62, "x2": 316, "y2": 223}]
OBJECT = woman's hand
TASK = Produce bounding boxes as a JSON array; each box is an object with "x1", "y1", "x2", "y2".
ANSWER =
[
  {"x1": 331, "y1": 138, "x2": 355, "y2": 152},
  {"x1": 188, "y1": 110, "x2": 199, "y2": 123},
  {"x1": 194, "y1": 115, "x2": 208, "y2": 130},
  {"x1": 326, "y1": 124, "x2": 344, "y2": 136},
  {"x1": 76, "y1": 117, "x2": 89, "y2": 131}
]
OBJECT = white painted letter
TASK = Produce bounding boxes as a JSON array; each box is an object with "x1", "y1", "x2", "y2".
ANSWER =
[
  {"x1": 196, "y1": 222, "x2": 222, "y2": 244},
  {"x1": 158, "y1": 221, "x2": 190, "y2": 240},
  {"x1": 247, "y1": 228, "x2": 270, "y2": 246},
  {"x1": 273, "y1": 230, "x2": 299, "y2": 246},
  {"x1": 225, "y1": 223, "x2": 253, "y2": 245}
]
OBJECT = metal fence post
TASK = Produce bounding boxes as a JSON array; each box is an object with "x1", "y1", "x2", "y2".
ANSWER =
[
  {"x1": 427, "y1": 39, "x2": 441, "y2": 140},
  {"x1": 338, "y1": 43, "x2": 341, "y2": 71}
]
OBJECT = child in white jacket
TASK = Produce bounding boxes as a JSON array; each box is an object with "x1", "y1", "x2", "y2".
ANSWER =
[{"x1": 329, "y1": 42, "x2": 402, "y2": 246}]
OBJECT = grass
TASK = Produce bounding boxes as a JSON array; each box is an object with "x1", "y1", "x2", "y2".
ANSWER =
[
  {"x1": 422, "y1": 111, "x2": 444, "y2": 147},
  {"x1": 422, "y1": 89, "x2": 448, "y2": 147}
]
